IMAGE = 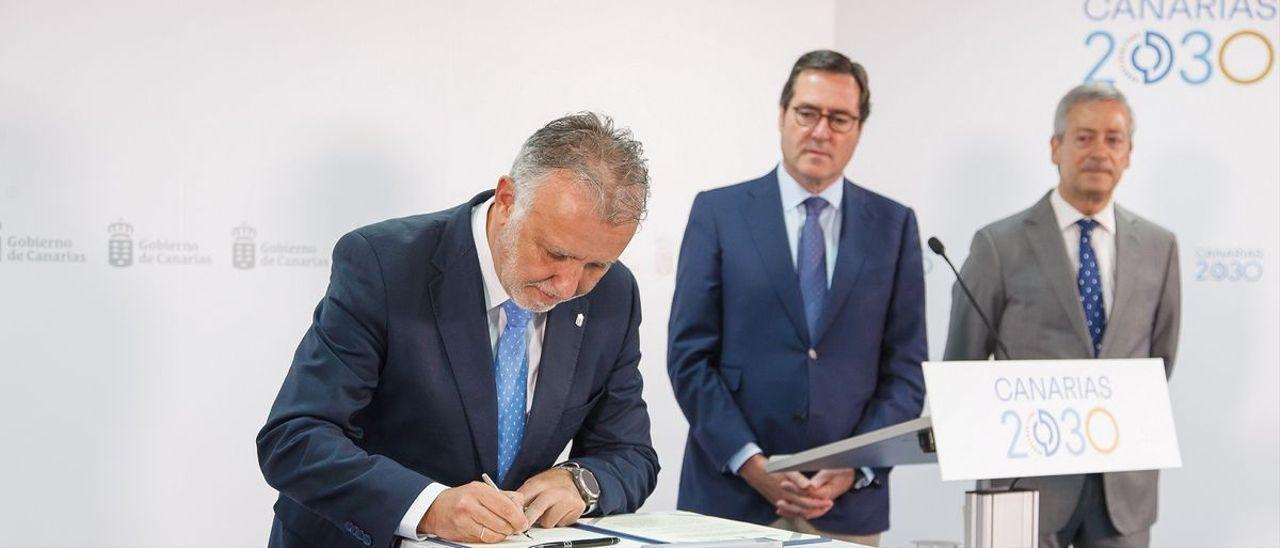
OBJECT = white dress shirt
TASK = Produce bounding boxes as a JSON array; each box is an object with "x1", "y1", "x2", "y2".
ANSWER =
[
  {"x1": 1049, "y1": 188, "x2": 1116, "y2": 317},
  {"x1": 397, "y1": 196, "x2": 547, "y2": 539}
]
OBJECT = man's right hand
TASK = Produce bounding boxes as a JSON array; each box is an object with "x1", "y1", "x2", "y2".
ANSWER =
[
  {"x1": 738, "y1": 454, "x2": 833, "y2": 519},
  {"x1": 418, "y1": 482, "x2": 530, "y2": 543}
]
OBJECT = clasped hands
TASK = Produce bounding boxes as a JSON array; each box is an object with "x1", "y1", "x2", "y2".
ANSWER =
[
  {"x1": 739, "y1": 454, "x2": 857, "y2": 519},
  {"x1": 418, "y1": 468, "x2": 585, "y2": 543}
]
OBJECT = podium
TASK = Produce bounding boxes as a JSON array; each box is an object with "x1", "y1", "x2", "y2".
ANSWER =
[
  {"x1": 765, "y1": 359, "x2": 1181, "y2": 548},
  {"x1": 766, "y1": 416, "x2": 938, "y2": 472},
  {"x1": 764, "y1": 417, "x2": 1038, "y2": 547}
]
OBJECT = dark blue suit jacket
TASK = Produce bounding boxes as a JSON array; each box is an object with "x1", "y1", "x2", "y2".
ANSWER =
[
  {"x1": 667, "y1": 172, "x2": 926, "y2": 535},
  {"x1": 257, "y1": 191, "x2": 658, "y2": 547}
]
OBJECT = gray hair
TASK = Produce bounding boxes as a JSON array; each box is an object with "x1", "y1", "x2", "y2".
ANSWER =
[
  {"x1": 1053, "y1": 82, "x2": 1135, "y2": 139},
  {"x1": 509, "y1": 112, "x2": 650, "y2": 225}
]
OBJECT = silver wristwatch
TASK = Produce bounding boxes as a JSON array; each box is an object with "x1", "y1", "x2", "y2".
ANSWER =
[{"x1": 555, "y1": 462, "x2": 600, "y2": 514}]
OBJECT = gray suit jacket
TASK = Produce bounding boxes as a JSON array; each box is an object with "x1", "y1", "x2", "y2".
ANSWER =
[{"x1": 943, "y1": 191, "x2": 1181, "y2": 535}]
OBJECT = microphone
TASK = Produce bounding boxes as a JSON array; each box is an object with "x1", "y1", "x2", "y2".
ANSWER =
[{"x1": 928, "y1": 236, "x2": 1010, "y2": 360}]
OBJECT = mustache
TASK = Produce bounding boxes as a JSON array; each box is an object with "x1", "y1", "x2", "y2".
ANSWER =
[
  {"x1": 1081, "y1": 161, "x2": 1113, "y2": 174},
  {"x1": 524, "y1": 280, "x2": 568, "y2": 301}
]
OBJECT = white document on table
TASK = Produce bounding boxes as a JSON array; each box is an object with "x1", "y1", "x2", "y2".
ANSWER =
[
  {"x1": 581, "y1": 511, "x2": 822, "y2": 544},
  {"x1": 402, "y1": 525, "x2": 644, "y2": 548},
  {"x1": 406, "y1": 510, "x2": 828, "y2": 548}
]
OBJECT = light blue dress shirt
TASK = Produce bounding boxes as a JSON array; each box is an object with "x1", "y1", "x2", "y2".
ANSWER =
[
  {"x1": 779, "y1": 165, "x2": 843, "y2": 285},
  {"x1": 725, "y1": 166, "x2": 874, "y2": 487}
]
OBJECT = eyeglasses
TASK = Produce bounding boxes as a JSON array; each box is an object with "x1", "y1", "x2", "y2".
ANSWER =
[{"x1": 791, "y1": 106, "x2": 860, "y2": 134}]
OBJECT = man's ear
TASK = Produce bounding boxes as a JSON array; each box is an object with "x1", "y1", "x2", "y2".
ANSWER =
[{"x1": 493, "y1": 176, "x2": 517, "y2": 224}]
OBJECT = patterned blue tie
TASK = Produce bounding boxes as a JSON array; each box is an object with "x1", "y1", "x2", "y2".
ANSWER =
[
  {"x1": 495, "y1": 299, "x2": 534, "y2": 482},
  {"x1": 1076, "y1": 219, "x2": 1106, "y2": 357},
  {"x1": 798, "y1": 197, "x2": 829, "y2": 339}
]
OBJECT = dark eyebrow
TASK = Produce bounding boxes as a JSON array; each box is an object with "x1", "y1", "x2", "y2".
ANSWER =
[{"x1": 794, "y1": 102, "x2": 856, "y2": 118}]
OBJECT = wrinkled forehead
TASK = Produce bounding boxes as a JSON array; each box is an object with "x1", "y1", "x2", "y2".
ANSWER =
[
  {"x1": 1067, "y1": 100, "x2": 1132, "y2": 132},
  {"x1": 525, "y1": 171, "x2": 598, "y2": 219},
  {"x1": 789, "y1": 70, "x2": 860, "y2": 111},
  {"x1": 523, "y1": 181, "x2": 636, "y2": 260}
]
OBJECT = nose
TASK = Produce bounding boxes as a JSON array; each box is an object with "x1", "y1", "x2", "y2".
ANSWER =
[
  {"x1": 1087, "y1": 145, "x2": 1111, "y2": 164},
  {"x1": 809, "y1": 117, "x2": 832, "y2": 139},
  {"x1": 1089, "y1": 138, "x2": 1114, "y2": 156},
  {"x1": 550, "y1": 263, "x2": 585, "y2": 299}
]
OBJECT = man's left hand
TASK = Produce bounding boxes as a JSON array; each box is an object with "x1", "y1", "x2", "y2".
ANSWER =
[
  {"x1": 776, "y1": 468, "x2": 857, "y2": 519},
  {"x1": 805, "y1": 468, "x2": 857, "y2": 500},
  {"x1": 516, "y1": 468, "x2": 587, "y2": 528}
]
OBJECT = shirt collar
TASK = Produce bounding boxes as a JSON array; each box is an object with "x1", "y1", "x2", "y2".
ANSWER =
[
  {"x1": 471, "y1": 196, "x2": 510, "y2": 312},
  {"x1": 777, "y1": 164, "x2": 844, "y2": 212},
  {"x1": 1050, "y1": 186, "x2": 1116, "y2": 234}
]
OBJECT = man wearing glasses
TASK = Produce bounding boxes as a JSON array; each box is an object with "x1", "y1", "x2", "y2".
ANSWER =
[{"x1": 668, "y1": 50, "x2": 927, "y2": 546}]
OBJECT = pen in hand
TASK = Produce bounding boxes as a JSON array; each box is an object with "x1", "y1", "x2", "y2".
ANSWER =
[{"x1": 481, "y1": 473, "x2": 534, "y2": 540}]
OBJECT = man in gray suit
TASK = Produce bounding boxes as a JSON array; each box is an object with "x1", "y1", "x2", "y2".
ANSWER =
[{"x1": 943, "y1": 83, "x2": 1180, "y2": 548}]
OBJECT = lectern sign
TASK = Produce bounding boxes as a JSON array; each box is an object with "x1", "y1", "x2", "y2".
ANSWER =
[{"x1": 924, "y1": 359, "x2": 1181, "y2": 481}]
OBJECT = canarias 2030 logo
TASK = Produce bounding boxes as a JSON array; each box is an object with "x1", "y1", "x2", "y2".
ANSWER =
[{"x1": 1081, "y1": 0, "x2": 1278, "y2": 85}]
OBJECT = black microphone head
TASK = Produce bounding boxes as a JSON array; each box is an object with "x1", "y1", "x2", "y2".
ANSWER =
[{"x1": 927, "y1": 236, "x2": 945, "y2": 256}]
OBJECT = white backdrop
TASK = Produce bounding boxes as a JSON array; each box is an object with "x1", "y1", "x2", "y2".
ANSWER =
[
  {"x1": 836, "y1": 3, "x2": 1279, "y2": 545},
  {"x1": 0, "y1": 2, "x2": 1275, "y2": 547}
]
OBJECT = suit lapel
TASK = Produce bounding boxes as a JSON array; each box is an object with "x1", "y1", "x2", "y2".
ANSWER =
[
  {"x1": 743, "y1": 175, "x2": 810, "y2": 345},
  {"x1": 1023, "y1": 193, "x2": 1095, "y2": 355},
  {"x1": 1100, "y1": 205, "x2": 1142, "y2": 357},
  {"x1": 504, "y1": 296, "x2": 589, "y2": 488},
  {"x1": 814, "y1": 180, "x2": 871, "y2": 343},
  {"x1": 428, "y1": 194, "x2": 500, "y2": 478}
]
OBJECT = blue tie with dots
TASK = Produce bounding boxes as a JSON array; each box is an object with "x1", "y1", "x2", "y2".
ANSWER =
[
  {"x1": 1076, "y1": 219, "x2": 1106, "y2": 357},
  {"x1": 798, "y1": 197, "x2": 829, "y2": 338},
  {"x1": 495, "y1": 299, "x2": 534, "y2": 482}
]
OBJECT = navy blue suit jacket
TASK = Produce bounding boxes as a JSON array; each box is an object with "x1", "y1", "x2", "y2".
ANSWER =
[
  {"x1": 667, "y1": 172, "x2": 926, "y2": 534},
  {"x1": 257, "y1": 191, "x2": 658, "y2": 547}
]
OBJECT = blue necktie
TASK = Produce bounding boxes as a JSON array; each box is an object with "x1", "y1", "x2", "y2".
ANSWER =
[
  {"x1": 495, "y1": 299, "x2": 534, "y2": 482},
  {"x1": 1076, "y1": 219, "x2": 1106, "y2": 357},
  {"x1": 798, "y1": 197, "x2": 829, "y2": 339}
]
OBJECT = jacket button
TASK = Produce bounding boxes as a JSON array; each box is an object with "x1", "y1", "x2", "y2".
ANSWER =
[{"x1": 808, "y1": 348, "x2": 818, "y2": 360}]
